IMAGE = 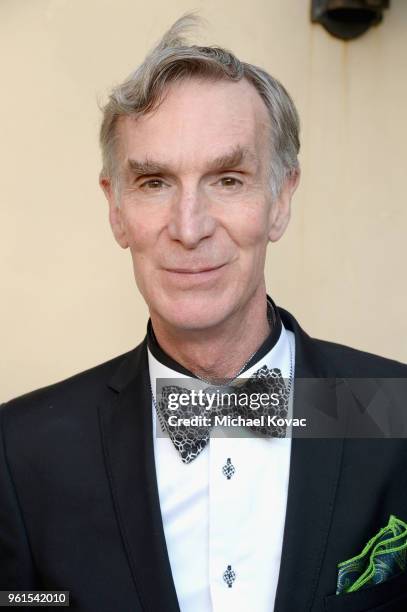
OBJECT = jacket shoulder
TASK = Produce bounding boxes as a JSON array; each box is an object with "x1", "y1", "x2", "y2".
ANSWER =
[
  {"x1": 312, "y1": 337, "x2": 407, "y2": 377},
  {"x1": 279, "y1": 306, "x2": 406, "y2": 377},
  {"x1": 1, "y1": 341, "x2": 145, "y2": 422}
]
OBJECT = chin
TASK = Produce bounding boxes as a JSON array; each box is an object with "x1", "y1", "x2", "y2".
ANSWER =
[{"x1": 150, "y1": 288, "x2": 235, "y2": 332}]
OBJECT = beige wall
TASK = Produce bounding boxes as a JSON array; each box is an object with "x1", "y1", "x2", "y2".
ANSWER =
[{"x1": 1, "y1": 0, "x2": 406, "y2": 402}]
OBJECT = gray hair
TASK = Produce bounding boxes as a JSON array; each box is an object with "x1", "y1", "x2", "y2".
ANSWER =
[{"x1": 99, "y1": 13, "x2": 300, "y2": 200}]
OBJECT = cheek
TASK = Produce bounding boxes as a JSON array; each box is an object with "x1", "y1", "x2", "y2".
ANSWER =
[
  {"x1": 228, "y1": 203, "x2": 270, "y2": 249},
  {"x1": 126, "y1": 224, "x2": 155, "y2": 297},
  {"x1": 121, "y1": 210, "x2": 160, "y2": 292},
  {"x1": 225, "y1": 206, "x2": 270, "y2": 281},
  {"x1": 121, "y1": 208, "x2": 157, "y2": 255}
]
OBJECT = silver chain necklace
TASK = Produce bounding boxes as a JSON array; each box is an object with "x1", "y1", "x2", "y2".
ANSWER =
[
  {"x1": 191, "y1": 302, "x2": 276, "y2": 386},
  {"x1": 190, "y1": 317, "x2": 294, "y2": 392},
  {"x1": 151, "y1": 336, "x2": 295, "y2": 440},
  {"x1": 150, "y1": 300, "x2": 295, "y2": 421},
  {"x1": 151, "y1": 325, "x2": 295, "y2": 413}
]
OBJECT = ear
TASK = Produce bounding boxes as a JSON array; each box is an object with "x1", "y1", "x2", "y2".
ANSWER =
[
  {"x1": 99, "y1": 176, "x2": 129, "y2": 249},
  {"x1": 268, "y1": 168, "x2": 300, "y2": 242}
]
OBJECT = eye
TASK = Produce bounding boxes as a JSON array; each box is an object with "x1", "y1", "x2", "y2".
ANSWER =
[
  {"x1": 139, "y1": 178, "x2": 167, "y2": 190},
  {"x1": 218, "y1": 176, "x2": 243, "y2": 188}
]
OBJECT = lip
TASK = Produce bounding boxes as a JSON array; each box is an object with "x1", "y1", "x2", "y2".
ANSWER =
[
  {"x1": 163, "y1": 263, "x2": 228, "y2": 284},
  {"x1": 165, "y1": 263, "x2": 227, "y2": 274}
]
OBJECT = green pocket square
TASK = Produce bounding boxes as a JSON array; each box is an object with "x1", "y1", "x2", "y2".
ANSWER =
[{"x1": 336, "y1": 515, "x2": 407, "y2": 595}]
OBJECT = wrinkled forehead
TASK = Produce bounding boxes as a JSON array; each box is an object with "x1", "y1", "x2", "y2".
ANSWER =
[{"x1": 115, "y1": 77, "x2": 272, "y2": 173}]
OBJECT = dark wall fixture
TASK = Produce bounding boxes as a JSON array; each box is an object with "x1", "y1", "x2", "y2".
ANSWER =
[{"x1": 311, "y1": 0, "x2": 390, "y2": 40}]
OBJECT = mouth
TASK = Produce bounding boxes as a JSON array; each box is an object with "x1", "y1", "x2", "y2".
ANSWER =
[
  {"x1": 166, "y1": 263, "x2": 226, "y2": 274},
  {"x1": 163, "y1": 262, "x2": 228, "y2": 284}
]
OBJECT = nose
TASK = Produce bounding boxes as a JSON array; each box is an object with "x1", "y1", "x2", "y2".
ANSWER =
[{"x1": 167, "y1": 186, "x2": 216, "y2": 249}]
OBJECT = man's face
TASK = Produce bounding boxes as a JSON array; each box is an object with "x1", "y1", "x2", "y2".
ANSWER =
[{"x1": 103, "y1": 77, "x2": 296, "y2": 331}]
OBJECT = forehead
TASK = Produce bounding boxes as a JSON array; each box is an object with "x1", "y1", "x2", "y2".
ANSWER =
[{"x1": 116, "y1": 77, "x2": 271, "y2": 170}]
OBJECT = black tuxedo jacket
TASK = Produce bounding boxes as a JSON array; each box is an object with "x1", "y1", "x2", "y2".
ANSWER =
[{"x1": 1, "y1": 308, "x2": 407, "y2": 612}]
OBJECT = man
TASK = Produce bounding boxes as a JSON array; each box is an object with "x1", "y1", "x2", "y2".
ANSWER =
[{"x1": 1, "y1": 14, "x2": 407, "y2": 612}]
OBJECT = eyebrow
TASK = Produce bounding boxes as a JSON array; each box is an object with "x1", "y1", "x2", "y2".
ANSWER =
[{"x1": 127, "y1": 146, "x2": 257, "y2": 176}]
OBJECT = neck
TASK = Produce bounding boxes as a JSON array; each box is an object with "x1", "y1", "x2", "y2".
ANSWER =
[{"x1": 150, "y1": 289, "x2": 271, "y2": 383}]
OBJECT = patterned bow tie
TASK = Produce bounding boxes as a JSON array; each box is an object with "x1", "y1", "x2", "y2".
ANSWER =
[{"x1": 154, "y1": 365, "x2": 290, "y2": 463}]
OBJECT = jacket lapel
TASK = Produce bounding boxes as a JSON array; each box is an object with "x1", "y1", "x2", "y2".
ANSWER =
[
  {"x1": 98, "y1": 340, "x2": 180, "y2": 612},
  {"x1": 274, "y1": 309, "x2": 345, "y2": 612}
]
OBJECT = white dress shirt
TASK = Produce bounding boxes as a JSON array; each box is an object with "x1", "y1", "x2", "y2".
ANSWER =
[{"x1": 148, "y1": 323, "x2": 295, "y2": 612}]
